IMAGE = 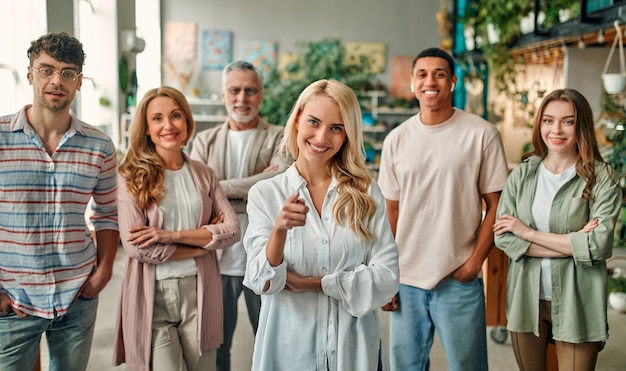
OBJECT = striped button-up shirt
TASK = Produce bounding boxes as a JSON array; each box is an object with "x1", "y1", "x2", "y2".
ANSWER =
[{"x1": 0, "y1": 105, "x2": 118, "y2": 319}]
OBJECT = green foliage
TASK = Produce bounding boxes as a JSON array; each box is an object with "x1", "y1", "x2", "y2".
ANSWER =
[
  {"x1": 99, "y1": 96, "x2": 111, "y2": 107},
  {"x1": 463, "y1": 0, "x2": 580, "y2": 98},
  {"x1": 600, "y1": 94, "x2": 626, "y2": 248},
  {"x1": 608, "y1": 274, "x2": 626, "y2": 294},
  {"x1": 464, "y1": 0, "x2": 533, "y2": 98},
  {"x1": 600, "y1": 95, "x2": 626, "y2": 176},
  {"x1": 538, "y1": 0, "x2": 580, "y2": 30},
  {"x1": 606, "y1": 128, "x2": 626, "y2": 176},
  {"x1": 260, "y1": 38, "x2": 376, "y2": 126}
]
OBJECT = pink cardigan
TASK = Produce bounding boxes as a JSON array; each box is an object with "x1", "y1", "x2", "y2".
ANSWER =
[{"x1": 113, "y1": 158, "x2": 240, "y2": 371}]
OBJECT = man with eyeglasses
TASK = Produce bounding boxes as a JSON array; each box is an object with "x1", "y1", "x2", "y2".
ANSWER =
[
  {"x1": 190, "y1": 60, "x2": 286, "y2": 371},
  {"x1": 0, "y1": 32, "x2": 118, "y2": 371}
]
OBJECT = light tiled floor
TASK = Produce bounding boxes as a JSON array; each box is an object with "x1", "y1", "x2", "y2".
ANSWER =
[{"x1": 39, "y1": 246, "x2": 626, "y2": 370}]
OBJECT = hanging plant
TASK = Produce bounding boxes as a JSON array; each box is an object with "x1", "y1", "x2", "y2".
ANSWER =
[{"x1": 463, "y1": 0, "x2": 533, "y2": 98}]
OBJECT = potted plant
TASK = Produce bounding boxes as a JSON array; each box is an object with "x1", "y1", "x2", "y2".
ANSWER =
[
  {"x1": 608, "y1": 261, "x2": 626, "y2": 313},
  {"x1": 260, "y1": 38, "x2": 376, "y2": 126},
  {"x1": 462, "y1": 0, "x2": 580, "y2": 99},
  {"x1": 463, "y1": 0, "x2": 533, "y2": 98}
]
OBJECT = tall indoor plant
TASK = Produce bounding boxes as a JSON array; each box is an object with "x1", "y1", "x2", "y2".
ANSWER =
[{"x1": 260, "y1": 38, "x2": 376, "y2": 126}]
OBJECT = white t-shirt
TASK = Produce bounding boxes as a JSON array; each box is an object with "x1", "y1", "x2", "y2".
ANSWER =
[
  {"x1": 378, "y1": 109, "x2": 509, "y2": 289},
  {"x1": 156, "y1": 163, "x2": 202, "y2": 280},
  {"x1": 532, "y1": 162, "x2": 576, "y2": 300},
  {"x1": 221, "y1": 128, "x2": 255, "y2": 275}
]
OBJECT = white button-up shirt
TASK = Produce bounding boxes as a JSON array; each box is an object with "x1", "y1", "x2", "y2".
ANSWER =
[{"x1": 244, "y1": 165, "x2": 399, "y2": 371}]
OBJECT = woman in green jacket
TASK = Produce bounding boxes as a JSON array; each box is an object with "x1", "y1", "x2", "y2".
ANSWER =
[{"x1": 493, "y1": 88, "x2": 623, "y2": 371}]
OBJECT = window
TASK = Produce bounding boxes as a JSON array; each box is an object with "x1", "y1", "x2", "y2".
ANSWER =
[
  {"x1": 0, "y1": 0, "x2": 46, "y2": 114},
  {"x1": 74, "y1": 0, "x2": 118, "y2": 141}
]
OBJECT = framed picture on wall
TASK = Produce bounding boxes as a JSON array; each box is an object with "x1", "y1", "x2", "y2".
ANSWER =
[
  {"x1": 163, "y1": 21, "x2": 197, "y2": 90},
  {"x1": 345, "y1": 42, "x2": 386, "y2": 74},
  {"x1": 390, "y1": 56, "x2": 413, "y2": 99},
  {"x1": 240, "y1": 40, "x2": 277, "y2": 73},
  {"x1": 202, "y1": 29, "x2": 233, "y2": 70}
]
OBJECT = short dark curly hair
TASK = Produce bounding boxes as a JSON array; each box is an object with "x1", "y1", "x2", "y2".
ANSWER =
[{"x1": 27, "y1": 31, "x2": 85, "y2": 71}]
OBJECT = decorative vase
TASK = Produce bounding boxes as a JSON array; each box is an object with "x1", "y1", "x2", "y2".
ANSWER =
[
  {"x1": 487, "y1": 23, "x2": 500, "y2": 44},
  {"x1": 559, "y1": 9, "x2": 572, "y2": 23},
  {"x1": 609, "y1": 292, "x2": 626, "y2": 313},
  {"x1": 464, "y1": 26, "x2": 475, "y2": 51},
  {"x1": 520, "y1": 12, "x2": 534, "y2": 34}
]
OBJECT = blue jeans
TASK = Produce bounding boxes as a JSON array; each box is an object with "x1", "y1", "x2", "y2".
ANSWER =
[
  {"x1": 390, "y1": 279, "x2": 488, "y2": 371},
  {"x1": 0, "y1": 296, "x2": 98, "y2": 371},
  {"x1": 216, "y1": 274, "x2": 261, "y2": 371}
]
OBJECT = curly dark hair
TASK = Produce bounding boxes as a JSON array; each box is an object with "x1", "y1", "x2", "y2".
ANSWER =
[{"x1": 27, "y1": 31, "x2": 85, "y2": 71}]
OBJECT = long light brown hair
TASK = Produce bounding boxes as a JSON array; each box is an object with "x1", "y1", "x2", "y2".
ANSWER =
[
  {"x1": 524, "y1": 88, "x2": 604, "y2": 202},
  {"x1": 281, "y1": 79, "x2": 376, "y2": 242},
  {"x1": 118, "y1": 86, "x2": 196, "y2": 209}
]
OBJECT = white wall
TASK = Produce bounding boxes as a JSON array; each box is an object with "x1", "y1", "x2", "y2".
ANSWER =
[
  {"x1": 566, "y1": 47, "x2": 615, "y2": 118},
  {"x1": 161, "y1": 0, "x2": 443, "y2": 95}
]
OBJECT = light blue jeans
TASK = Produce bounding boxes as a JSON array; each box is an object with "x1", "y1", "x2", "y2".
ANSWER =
[
  {"x1": 0, "y1": 296, "x2": 98, "y2": 371},
  {"x1": 390, "y1": 279, "x2": 488, "y2": 371}
]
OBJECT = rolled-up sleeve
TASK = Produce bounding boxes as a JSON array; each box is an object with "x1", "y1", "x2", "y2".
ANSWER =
[
  {"x1": 90, "y1": 143, "x2": 119, "y2": 232},
  {"x1": 570, "y1": 166, "x2": 622, "y2": 266}
]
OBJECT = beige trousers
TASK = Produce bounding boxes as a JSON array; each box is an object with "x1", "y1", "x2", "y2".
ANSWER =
[
  {"x1": 152, "y1": 275, "x2": 216, "y2": 371},
  {"x1": 511, "y1": 300, "x2": 600, "y2": 371}
]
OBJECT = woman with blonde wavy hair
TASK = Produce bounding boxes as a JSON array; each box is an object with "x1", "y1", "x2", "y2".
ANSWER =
[
  {"x1": 113, "y1": 86, "x2": 240, "y2": 371},
  {"x1": 243, "y1": 79, "x2": 399, "y2": 371}
]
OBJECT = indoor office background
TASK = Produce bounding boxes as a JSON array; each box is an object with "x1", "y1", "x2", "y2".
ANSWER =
[
  {"x1": 2, "y1": 0, "x2": 621, "y2": 165},
  {"x1": 1, "y1": 0, "x2": 625, "y2": 370}
]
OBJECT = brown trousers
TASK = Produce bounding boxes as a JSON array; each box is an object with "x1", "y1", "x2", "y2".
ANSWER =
[{"x1": 510, "y1": 300, "x2": 600, "y2": 371}]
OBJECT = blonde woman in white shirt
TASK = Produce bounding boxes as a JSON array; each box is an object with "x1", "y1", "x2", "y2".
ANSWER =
[{"x1": 243, "y1": 79, "x2": 399, "y2": 371}]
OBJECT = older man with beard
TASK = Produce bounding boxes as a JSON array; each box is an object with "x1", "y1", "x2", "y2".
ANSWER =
[{"x1": 190, "y1": 60, "x2": 286, "y2": 371}]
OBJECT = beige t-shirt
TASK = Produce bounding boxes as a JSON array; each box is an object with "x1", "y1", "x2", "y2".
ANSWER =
[{"x1": 378, "y1": 109, "x2": 509, "y2": 289}]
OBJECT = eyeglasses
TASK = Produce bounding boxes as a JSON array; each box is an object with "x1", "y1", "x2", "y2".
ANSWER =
[
  {"x1": 226, "y1": 87, "x2": 260, "y2": 97},
  {"x1": 30, "y1": 66, "x2": 82, "y2": 82}
]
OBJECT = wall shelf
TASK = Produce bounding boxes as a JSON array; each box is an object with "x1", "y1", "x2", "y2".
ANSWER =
[
  {"x1": 187, "y1": 97, "x2": 227, "y2": 131},
  {"x1": 510, "y1": 1, "x2": 626, "y2": 66},
  {"x1": 360, "y1": 91, "x2": 418, "y2": 176}
]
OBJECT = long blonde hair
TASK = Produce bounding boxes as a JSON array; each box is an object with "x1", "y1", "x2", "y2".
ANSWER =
[
  {"x1": 282, "y1": 79, "x2": 376, "y2": 242},
  {"x1": 118, "y1": 86, "x2": 196, "y2": 209}
]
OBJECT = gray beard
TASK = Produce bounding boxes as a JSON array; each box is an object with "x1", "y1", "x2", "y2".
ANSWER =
[{"x1": 229, "y1": 110, "x2": 257, "y2": 124}]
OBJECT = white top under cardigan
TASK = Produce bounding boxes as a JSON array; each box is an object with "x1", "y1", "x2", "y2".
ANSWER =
[{"x1": 243, "y1": 164, "x2": 399, "y2": 371}]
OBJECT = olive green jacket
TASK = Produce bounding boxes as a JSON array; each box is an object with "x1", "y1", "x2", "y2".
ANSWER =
[{"x1": 495, "y1": 156, "x2": 623, "y2": 342}]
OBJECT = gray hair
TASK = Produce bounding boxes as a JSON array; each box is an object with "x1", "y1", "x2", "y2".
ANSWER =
[{"x1": 221, "y1": 61, "x2": 263, "y2": 90}]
